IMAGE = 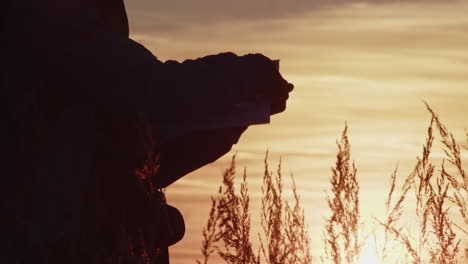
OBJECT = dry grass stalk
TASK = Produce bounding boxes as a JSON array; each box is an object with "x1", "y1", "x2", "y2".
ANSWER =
[
  {"x1": 425, "y1": 103, "x2": 466, "y2": 188},
  {"x1": 427, "y1": 161, "x2": 460, "y2": 264},
  {"x1": 259, "y1": 153, "x2": 287, "y2": 264},
  {"x1": 375, "y1": 160, "x2": 421, "y2": 263},
  {"x1": 217, "y1": 165, "x2": 258, "y2": 264},
  {"x1": 197, "y1": 196, "x2": 220, "y2": 264},
  {"x1": 374, "y1": 165, "x2": 404, "y2": 262},
  {"x1": 376, "y1": 117, "x2": 434, "y2": 263},
  {"x1": 259, "y1": 153, "x2": 312, "y2": 264},
  {"x1": 284, "y1": 175, "x2": 313, "y2": 264},
  {"x1": 425, "y1": 103, "x2": 467, "y2": 261},
  {"x1": 413, "y1": 116, "x2": 435, "y2": 263},
  {"x1": 198, "y1": 104, "x2": 466, "y2": 264},
  {"x1": 425, "y1": 103, "x2": 467, "y2": 229},
  {"x1": 376, "y1": 104, "x2": 466, "y2": 263},
  {"x1": 322, "y1": 124, "x2": 362, "y2": 264},
  {"x1": 198, "y1": 153, "x2": 312, "y2": 264},
  {"x1": 218, "y1": 154, "x2": 258, "y2": 264},
  {"x1": 197, "y1": 154, "x2": 258, "y2": 264}
]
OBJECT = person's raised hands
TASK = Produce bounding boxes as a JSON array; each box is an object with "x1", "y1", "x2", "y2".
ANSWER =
[{"x1": 240, "y1": 53, "x2": 294, "y2": 115}]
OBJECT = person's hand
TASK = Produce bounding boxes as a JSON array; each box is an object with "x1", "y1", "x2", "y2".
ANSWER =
[{"x1": 241, "y1": 53, "x2": 294, "y2": 115}]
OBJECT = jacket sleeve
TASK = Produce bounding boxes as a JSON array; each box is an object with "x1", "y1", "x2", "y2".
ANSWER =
[
  {"x1": 79, "y1": 34, "x2": 290, "y2": 188},
  {"x1": 132, "y1": 52, "x2": 255, "y2": 188},
  {"x1": 140, "y1": 52, "x2": 254, "y2": 125}
]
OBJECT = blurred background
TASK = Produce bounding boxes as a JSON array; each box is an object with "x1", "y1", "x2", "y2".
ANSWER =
[{"x1": 125, "y1": 1, "x2": 468, "y2": 263}]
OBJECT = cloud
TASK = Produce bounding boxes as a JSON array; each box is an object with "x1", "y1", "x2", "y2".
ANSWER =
[
  {"x1": 126, "y1": 0, "x2": 464, "y2": 30},
  {"x1": 130, "y1": 1, "x2": 468, "y2": 83},
  {"x1": 126, "y1": 0, "x2": 468, "y2": 57}
]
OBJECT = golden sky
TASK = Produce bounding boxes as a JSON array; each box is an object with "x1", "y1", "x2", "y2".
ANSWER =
[{"x1": 127, "y1": 1, "x2": 468, "y2": 263}]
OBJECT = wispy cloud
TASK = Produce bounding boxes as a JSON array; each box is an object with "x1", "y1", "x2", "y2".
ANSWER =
[
  {"x1": 128, "y1": 2, "x2": 468, "y2": 263},
  {"x1": 127, "y1": 0, "x2": 464, "y2": 27}
]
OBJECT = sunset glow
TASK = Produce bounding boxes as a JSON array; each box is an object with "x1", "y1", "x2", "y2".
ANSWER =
[
  {"x1": 359, "y1": 254, "x2": 384, "y2": 264},
  {"x1": 126, "y1": 1, "x2": 468, "y2": 263},
  {"x1": 358, "y1": 237, "x2": 397, "y2": 264}
]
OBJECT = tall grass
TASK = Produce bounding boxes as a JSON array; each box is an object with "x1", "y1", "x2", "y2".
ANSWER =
[
  {"x1": 260, "y1": 153, "x2": 312, "y2": 264},
  {"x1": 322, "y1": 124, "x2": 362, "y2": 264},
  {"x1": 198, "y1": 104, "x2": 467, "y2": 263},
  {"x1": 374, "y1": 104, "x2": 467, "y2": 264},
  {"x1": 197, "y1": 153, "x2": 312, "y2": 264}
]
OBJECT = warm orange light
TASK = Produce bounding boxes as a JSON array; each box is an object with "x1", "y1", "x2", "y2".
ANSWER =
[
  {"x1": 359, "y1": 252, "x2": 384, "y2": 264},
  {"x1": 358, "y1": 238, "x2": 385, "y2": 264}
]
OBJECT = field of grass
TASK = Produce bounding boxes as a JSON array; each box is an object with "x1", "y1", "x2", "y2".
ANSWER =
[{"x1": 197, "y1": 104, "x2": 467, "y2": 264}]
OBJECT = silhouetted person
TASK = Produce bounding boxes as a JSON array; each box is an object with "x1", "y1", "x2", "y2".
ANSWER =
[{"x1": 3, "y1": 1, "x2": 293, "y2": 263}]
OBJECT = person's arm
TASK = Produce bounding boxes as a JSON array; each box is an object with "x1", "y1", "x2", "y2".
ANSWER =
[
  {"x1": 136, "y1": 52, "x2": 293, "y2": 188},
  {"x1": 141, "y1": 52, "x2": 293, "y2": 124},
  {"x1": 155, "y1": 126, "x2": 247, "y2": 188},
  {"x1": 80, "y1": 33, "x2": 292, "y2": 187}
]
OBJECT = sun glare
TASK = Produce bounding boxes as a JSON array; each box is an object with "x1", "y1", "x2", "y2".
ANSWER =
[
  {"x1": 358, "y1": 238, "x2": 385, "y2": 264},
  {"x1": 359, "y1": 252, "x2": 385, "y2": 264}
]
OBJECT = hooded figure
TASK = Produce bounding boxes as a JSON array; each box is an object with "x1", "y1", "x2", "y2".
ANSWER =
[{"x1": 2, "y1": 1, "x2": 293, "y2": 263}]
